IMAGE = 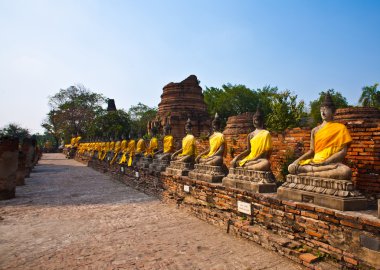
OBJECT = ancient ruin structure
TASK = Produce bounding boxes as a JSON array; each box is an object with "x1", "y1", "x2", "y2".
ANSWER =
[
  {"x1": 0, "y1": 137, "x2": 19, "y2": 199},
  {"x1": 107, "y1": 99, "x2": 117, "y2": 112},
  {"x1": 157, "y1": 75, "x2": 211, "y2": 142}
]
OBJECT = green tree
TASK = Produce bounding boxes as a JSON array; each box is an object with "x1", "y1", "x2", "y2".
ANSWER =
[
  {"x1": 359, "y1": 83, "x2": 380, "y2": 108},
  {"x1": 88, "y1": 109, "x2": 131, "y2": 139},
  {"x1": 309, "y1": 89, "x2": 349, "y2": 127},
  {"x1": 266, "y1": 90, "x2": 307, "y2": 132},
  {"x1": 204, "y1": 84, "x2": 258, "y2": 127},
  {"x1": 43, "y1": 84, "x2": 106, "y2": 143},
  {"x1": 128, "y1": 103, "x2": 157, "y2": 136},
  {"x1": 0, "y1": 123, "x2": 30, "y2": 141}
]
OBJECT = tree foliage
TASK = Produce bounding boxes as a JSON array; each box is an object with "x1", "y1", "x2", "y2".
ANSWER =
[
  {"x1": 42, "y1": 84, "x2": 106, "y2": 142},
  {"x1": 88, "y1": 109, "x2": 131, "y2": 139},
  {"x1": 266, "y1": 90, "x2": 307, "y2": 132},
  {"x1": 203, "y1": 84, "x2": 306, "y2": 131},
  {"x1": 309, "y1": 89, "x2": 349, "y2": 127},
  {"x1": 128, "y1": 103, "x2": 158, "y2": 136},
  {"x1": 359, "y1": 83, "x2": 380, "y2": 108},
  {"x1": 0, "y1": 123, "x2": 30, "y2": 141}
]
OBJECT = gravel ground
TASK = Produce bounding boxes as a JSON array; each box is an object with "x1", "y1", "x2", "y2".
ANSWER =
[{"x1": 0, "y1": 153, "x2": 305, "y2": 270}]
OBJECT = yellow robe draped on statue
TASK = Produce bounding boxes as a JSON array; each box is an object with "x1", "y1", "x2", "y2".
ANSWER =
[
  {"x1": 145, "y1": 137, "x2": 158, "y2": 157},
  {"x1": 110, "y1": 141, "x2": 121, "y2": 164},
  {"x1": 178, "y1": 134, "x2": 196, "y2": 157},
  {"x1": 119, "y1": 140, "x2": 136, "y2": 166},
  {"x1": 120, "y1": 139, "x2": 128, "y2": 153},
  {"x1": 163, "y1": 135, "x2": 174, "y2": 153},
  {"x1": 136, "y1": 139, "x2": 146, "y2": 154},
  {"x1": 74, "y1": 136, "x2": 81, "y2": 147},
  {"x1": 239, "y1": 130, "x2": 272, "y2": 166},
  {"x1": 202, "y1": 132, "x2": 225, "y2": 158},
  {"x1": 70, "y1": 137, "x2": 76, "y2": 147},
  {"x1": 299, "y1": 122, "x2": 352, "y2": 165},
  {"x1": 127, "y1": 140, "x2": 136, "y2": 166}
]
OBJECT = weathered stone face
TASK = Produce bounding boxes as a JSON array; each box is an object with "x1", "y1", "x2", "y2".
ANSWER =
[
  {"x1": 157, "y1": 75, "x2": 211, "y2": 141},
  {"x1": 0, "y1": 137, "x2": 19, "y2": 199}
]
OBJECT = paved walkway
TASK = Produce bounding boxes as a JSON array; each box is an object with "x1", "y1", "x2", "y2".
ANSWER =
[{"x1": 0, "y1": 153, "x2": 305, "y2": 270}]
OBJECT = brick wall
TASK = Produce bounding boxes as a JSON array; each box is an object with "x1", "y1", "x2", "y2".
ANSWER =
[
  {"x1": 161, "y1": 174, "x2": 380, "y2": 270},
  {"x1": 83, "y1": 157, "x2": 380, "y2": 270}
]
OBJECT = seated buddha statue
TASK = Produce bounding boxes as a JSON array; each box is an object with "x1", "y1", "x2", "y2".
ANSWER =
[
  {"x1": 135, "y1": 133, "x2": 146, "y2": 158},
  {"x1": 288, "y1": 93, "x2": 352, "y2": 180},
  {"x1": 195, "y1": 113, "x2": 225, "y2": 167},
  {"x1": 155, "y1": 122, "x2": 174, "y2": 161},
  {"x1": 231, "y1": 108, "x2": 272, "y2": 171},
  {"x1": 144, "y1": 126, "x2": 159, "y2": 158},
  {"x1": 171, "y1": 118, "x2": 196, "y2": 163}
]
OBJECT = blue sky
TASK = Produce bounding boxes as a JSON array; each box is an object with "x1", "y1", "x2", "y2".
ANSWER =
[{"x1": 0, "y1": 0, "x2": 379, "y2": 134}]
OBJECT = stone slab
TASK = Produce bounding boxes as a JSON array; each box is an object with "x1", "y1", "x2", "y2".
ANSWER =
[
  {"x1": 188, "y1": 171, "x2": 224, "y2": 183},
  {"x1": 222, "y1": 177, "x2": 276, "y2": 193},
  {"x1": 277, "y1": 186, "x2": 367, "y2": 211}
]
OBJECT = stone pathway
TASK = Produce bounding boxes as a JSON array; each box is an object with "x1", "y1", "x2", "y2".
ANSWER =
[{"x1": 0, "y1": 153, "x2": 305, "y2": 270}]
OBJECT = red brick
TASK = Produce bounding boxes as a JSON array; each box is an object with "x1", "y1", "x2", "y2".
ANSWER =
[
  {"x1": 335, "y1": 212, "x2": 358, "y2": 221},
  {"x1": 301, "y1": 211, "x2": 319, "y2": 220},
  {"x1": 310, "y1": 239, "x2": 329, "y2": 249},
  {"x1": 340, "y1": 219, "x2": 363, "y2": 229},
  {"x1": 297, "y1": 203, "x2": 315, "y2": 211},
  {"x1": 299, "y1": 253, "x2": 319, "y2": 263},
  {"x1": 319, "y1": 214, "x2": 339, "y2": 224},
  {"x1": 343, "y1": 256, "x2": 358, "y2": 266},
  {"x1": 306, "y1": 229, "x2": 323, "y2": 239},
  {"x1": 285, "y1": 206, "x2": 300, "y2": 215},
  {"x1": 282, "y1": 200, "x2": 298, "y2": 207},
  {"x1": 359, "y1": 217, "x2": 380, "y2": 228},
  {"x1": 314, "y1": 207, "x2": 335, "y2": 216}
]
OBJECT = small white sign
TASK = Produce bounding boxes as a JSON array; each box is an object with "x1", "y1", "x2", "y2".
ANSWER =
[
  {"x1": 184, "y1": 185, "x2": 190, "y2": 193},
  {"x1": 135, "y1": 171, "x2": 139, "y2": 178},
  {"x1": 237, "y1": 201, "x2": 252, "y2": 215},
  {"x1": 121, "y1": 167, "x2": 124, "y2": 173}
]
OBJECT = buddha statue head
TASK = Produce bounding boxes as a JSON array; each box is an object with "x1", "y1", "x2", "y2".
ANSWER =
[
  {"x1": 185, "y1": 118, "x2": 193, "y2": 134},
  {"x1": 253, "y1": 106, "x2": 264, "y2": 129},
  {"x1": 163, "y1": 121, "x2": 171, "y2": 136},
  {"x1": 320, "y1": 93, "x2": 336, "y2": 122},
  {"x1": 212, "y1": 113, "x2": 221, "y2": 132},
  {"x1": 151, "y1": 125, "x2": 158, "y2": 137}
]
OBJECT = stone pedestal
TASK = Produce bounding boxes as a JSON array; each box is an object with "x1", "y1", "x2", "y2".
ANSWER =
[
  {"x1": 165, "y1": 161, "x2": 194, "y2": 176},
  {"x1": 188, "y1": 164, "x2": 225, "y2": 183},
  {"x1": 222, "y1": 168, "x2": 276, "y2": 193},
  {"x1": 149, "y1": 159, "x2": 170, "y2": 175},
  {"x1": 137, "y1": 157, "x2": 153, "y2": 169},
  {"x1": 277, "y1": 175, "x2": 367, "y2": 211}
]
